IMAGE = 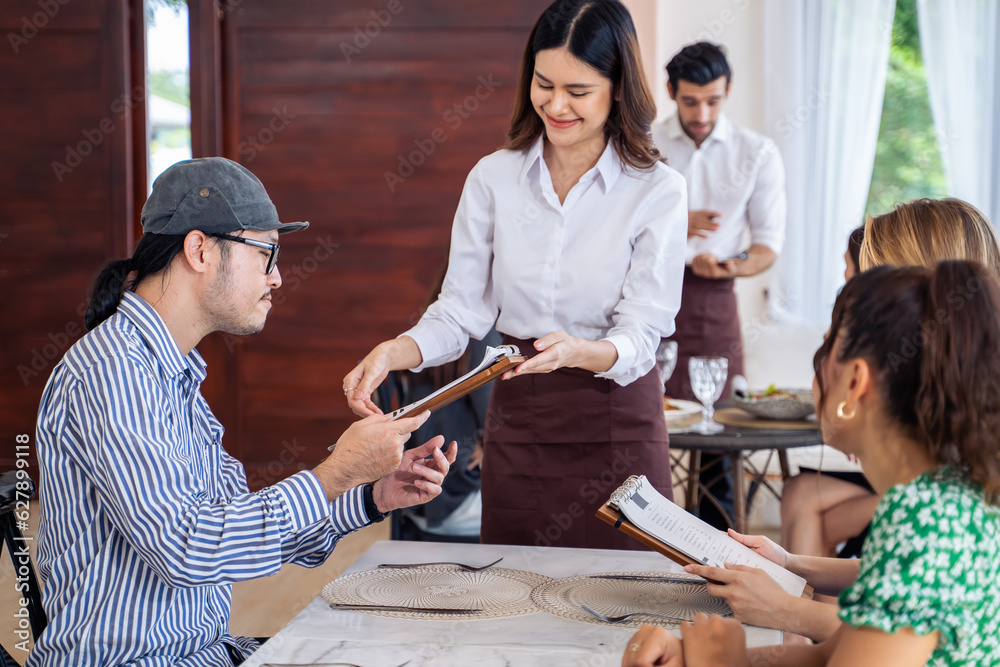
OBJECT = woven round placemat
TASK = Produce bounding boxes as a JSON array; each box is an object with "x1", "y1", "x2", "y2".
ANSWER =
[
  {"x1": 322, "y1": 565, "x2": 551, "y2": 621},
  {"x1": 531, "y1": 572, "x2": 732, "y2": 629},
  {"x1": 713, "y1": 407, "x2": 818, "y2": 430}
]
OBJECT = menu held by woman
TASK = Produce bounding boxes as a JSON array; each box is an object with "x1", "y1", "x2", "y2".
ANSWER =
[{"x1": 610, "y1": 475, "x2": 807, "y2": 597}]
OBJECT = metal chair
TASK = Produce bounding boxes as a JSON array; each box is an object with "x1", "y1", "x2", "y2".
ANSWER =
[{"x1": 1, "y1": 470, "x2": 46, "y2": 660}]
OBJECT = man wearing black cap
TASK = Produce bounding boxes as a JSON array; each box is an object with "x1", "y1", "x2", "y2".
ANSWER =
[{"x1": 29, "y1": 158, "x2": 457, "y2": 666}]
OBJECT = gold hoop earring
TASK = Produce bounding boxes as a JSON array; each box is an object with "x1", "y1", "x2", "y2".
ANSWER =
[{"x1": 837, "y1": 401, "x2": 856, "y2": 420}]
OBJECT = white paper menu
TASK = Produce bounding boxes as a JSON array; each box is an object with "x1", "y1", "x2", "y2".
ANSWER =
[{"x1": 610, "y1": 475, "x2": 807, "y2": 598}]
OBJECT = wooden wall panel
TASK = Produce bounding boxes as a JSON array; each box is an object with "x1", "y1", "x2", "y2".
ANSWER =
[
  {"x1": 0, "y1": 0, "x2": 140, "y2": 466},
  {"x1": 203, "y1": 1, "x2": 547, "y2": 485}
]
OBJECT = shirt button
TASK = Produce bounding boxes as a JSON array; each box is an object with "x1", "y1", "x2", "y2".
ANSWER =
[{"x1": 199, "y1": 188, "x2": 210, "y2": 198}]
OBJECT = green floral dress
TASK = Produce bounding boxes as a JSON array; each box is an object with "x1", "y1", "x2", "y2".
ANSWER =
[{"x1": 839, "y1": 467, "x2": 1000, "y2": 665}]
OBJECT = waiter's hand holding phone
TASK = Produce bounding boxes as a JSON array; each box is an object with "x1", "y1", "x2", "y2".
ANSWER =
[
  {"x1": 691, "y1": 251, "x2": 742, "y2": 279},
  {"x1": 688, "y1": 210, "x2": 721, "y2": 239}
]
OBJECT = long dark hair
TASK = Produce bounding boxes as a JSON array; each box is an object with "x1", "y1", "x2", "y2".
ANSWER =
[
  {"x1": 813, "y1": 261, "x2": 1000, "y2": 504},
  {"x1": 504, "y1": 0, "x2": 660, "y2": 171},
  {"x1": 84, "y1": 233, "x2": 187, "y2": 330}
]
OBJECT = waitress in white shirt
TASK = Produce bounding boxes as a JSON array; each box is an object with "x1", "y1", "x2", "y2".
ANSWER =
[{"x1": 344, "y1": 0, "x2": 687, "y2": 549}]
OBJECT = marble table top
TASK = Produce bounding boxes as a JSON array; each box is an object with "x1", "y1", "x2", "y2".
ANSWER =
[{"x1": 242, "y1": 540, "x2": 782, "y2": 667}]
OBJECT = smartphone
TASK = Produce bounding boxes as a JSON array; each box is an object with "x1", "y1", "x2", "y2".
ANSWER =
[{"x1": 720, "y1": 251, "x2": 749, "y2": 264}]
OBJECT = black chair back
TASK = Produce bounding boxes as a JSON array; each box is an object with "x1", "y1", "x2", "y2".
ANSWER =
[{"x1": 0, "y1": 470, "x2": 47, "y2": 648}]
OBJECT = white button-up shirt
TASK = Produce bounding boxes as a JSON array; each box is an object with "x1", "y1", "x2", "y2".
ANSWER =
[
  {"x1": 653, "y1": 113, "x2": 786, "y2": 264},
  {"x1": 404, "y1": 136, "x2": 688, "y2": 386}
]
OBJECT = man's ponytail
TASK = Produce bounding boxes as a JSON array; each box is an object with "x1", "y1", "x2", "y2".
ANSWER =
[{"x1": 84, "y1": 234, "x2": 187, "y2": 331}]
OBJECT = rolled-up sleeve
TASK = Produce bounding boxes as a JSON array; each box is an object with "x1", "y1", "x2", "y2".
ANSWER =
[{"x1": 746, "y1": 140, "x2": 786, "y2": 254}]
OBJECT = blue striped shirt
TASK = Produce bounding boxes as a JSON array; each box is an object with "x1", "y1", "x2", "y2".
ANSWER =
[{"x1": 29, "y1": 292, "x2": 372, "y2": 666}]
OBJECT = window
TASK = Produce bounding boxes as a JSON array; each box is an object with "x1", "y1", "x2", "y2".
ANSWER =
[
  {"x1": 865, "y1": 0, "x2": 947, "y2": 217},
  {"x1": 145, "y1": 0, "x2": 191, "y2": 191}
]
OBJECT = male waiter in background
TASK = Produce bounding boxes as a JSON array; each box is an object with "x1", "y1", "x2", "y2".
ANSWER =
[{"x1": 653, "y1": 42, "x2": 786, "y2": 528}]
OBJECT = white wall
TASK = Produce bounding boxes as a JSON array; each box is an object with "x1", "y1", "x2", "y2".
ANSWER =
[{"x1": 626, "y1": 0, "x2": 826, "y2": 391}]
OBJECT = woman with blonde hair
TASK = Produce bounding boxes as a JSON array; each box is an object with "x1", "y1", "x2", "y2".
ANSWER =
[
  {"x1": 647, "y1": 198, "x2": 1000, "y2": 648},
  {"x1": 782, "y1": 198, "x2": 1000, "y2": 569},
  {"x1": 862, "y1": 197, "x2": 1000, "y2": 273},
  {"x1": 624, "y1": 260, "x2": 1000, "y2": 666}
]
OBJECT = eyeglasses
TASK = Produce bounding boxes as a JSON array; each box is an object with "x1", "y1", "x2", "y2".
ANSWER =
[{"x1": 211, "y1": 233, "x2": 280, "y2": 274}]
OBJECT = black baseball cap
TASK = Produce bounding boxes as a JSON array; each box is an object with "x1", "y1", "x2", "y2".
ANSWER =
[{"x1": 141, "y1": 157, "x2": 309, "y2": 236}]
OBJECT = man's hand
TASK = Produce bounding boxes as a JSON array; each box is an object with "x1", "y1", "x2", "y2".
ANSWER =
[
  {"x1": 343, "y1": 336, "x2": 423, "y2": 417},
  {"x1": 688, "y1": 210, "x2": 721, "y2": 239},
  {"x1": 373, "y1": 436, "x2": 458, "y2": 512},
  {"x1": 680, "y1": 614, "x2": 748, "y2": 667},
  {"x1": 691, "y1": 246, "x2": 777, "y2": 280},
  {"x1": 690, "y1": 252, "x2": 739, "y2": 279},
  {"x1": 312, "y1": 411, "x2": 430, "y2": 501},
  {"x1": 621, "y1": 624, "x2": 684, "y2": 667},
  {"x1": 684, "y1": 562, "x2": 793, "y2": 631}
]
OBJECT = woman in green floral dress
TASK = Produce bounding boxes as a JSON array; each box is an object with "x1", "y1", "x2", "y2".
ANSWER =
[{"x1": 622, "y1": 260, "x2": 1000, "y2": 667}]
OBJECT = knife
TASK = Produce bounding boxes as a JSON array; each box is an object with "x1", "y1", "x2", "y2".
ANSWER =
[
  {"x1": 329, "y1": 602, "x2": 481, "y2": 613},
  {"x1": 589, "y1": 574, "x2": 708, "y2": 585}
]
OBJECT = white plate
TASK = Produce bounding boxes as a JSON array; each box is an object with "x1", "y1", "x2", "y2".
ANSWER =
[{"x1": 664, "y1": 399, "x2": 703, "y2": 423}]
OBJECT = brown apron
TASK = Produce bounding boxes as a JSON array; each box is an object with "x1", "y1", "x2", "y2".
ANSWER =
[
  {"x1": 663, "y1": 267, "x2": 745, "y2": 401},
  {"x1": 479, "y1": 336, "x2": 672, "y2": 550}
]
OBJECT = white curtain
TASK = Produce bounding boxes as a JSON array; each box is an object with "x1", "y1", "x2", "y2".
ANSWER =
[
  {"x1": 762, "y1": 0, "x2": 896, "y2": 325},
  {"x1": 917, "y1": 0, "x2": 1000, "y2": 226}
]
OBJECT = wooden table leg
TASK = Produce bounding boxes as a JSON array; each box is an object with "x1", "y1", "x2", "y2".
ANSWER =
[{"x1": 731, "y1": 451, "x2": 747, "y2": 534}]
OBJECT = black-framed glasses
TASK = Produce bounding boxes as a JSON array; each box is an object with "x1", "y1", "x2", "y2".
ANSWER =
[{"x1": 211, "y1": 233, "x2": 280, "y2": 274}]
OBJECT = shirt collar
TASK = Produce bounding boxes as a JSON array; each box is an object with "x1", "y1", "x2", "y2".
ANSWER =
[
  {"x1": 518, "y1": 135, "x2": 622, "y2": 193},
  {"x1": 118, "y1": 291, "x2": 207, "y2": 383},
  {"x1": 666, "y1": 111, "x2": 731, "y2": 148},
  {"x1": 518, "y1": 135, "x2": 546, "y2": 185}
]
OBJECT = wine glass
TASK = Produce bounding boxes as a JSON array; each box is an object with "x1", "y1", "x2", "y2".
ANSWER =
[
  {"x1": 689, "y1": 356, "x2": 728, "y2": 434},
  {"x1": 656, "y1": 340, "x2": 679, "y2": 386}
]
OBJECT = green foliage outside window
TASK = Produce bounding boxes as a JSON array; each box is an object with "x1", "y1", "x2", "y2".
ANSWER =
[{"x1": 864, "y1": 0, "x2": 948, "y2": 219}]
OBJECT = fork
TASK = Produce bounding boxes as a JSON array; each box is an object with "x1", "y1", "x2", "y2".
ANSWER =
[
  {"x1": 376, "y1": 557, "x2": 503, "y2": 572},
  {"x1": 580, "y1": 604, "x2": 691, "y2": 624}
]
